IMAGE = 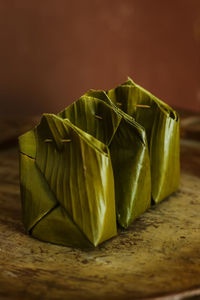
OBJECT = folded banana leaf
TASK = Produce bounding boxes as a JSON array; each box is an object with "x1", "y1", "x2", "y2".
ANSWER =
[
  {"x1": 58, "y1": 93, "x2": 151, "y2": 228},
  {"x1": 19, "y1": 114, "x2": 117, "y2": 248},
  {"x1": 107, "y1": 77, "x2": 180, "y2": 204},
  {"x1": 19, "y1": 77, "x2": 179, "y2": 248}
]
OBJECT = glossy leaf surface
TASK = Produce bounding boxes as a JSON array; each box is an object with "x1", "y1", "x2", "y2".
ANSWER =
[
  {"x1": 59, "y1": 95, "x2": 151, "y2": 228},
  {"x1": 19, "y1": 77, "x2": 180, "y2": 248},
  {"x1": 107, "y1": 77, "x2": 180, "y2": 203},
  {"x1": 19, "y1": 114, "x2": 117, "y2": 247}
]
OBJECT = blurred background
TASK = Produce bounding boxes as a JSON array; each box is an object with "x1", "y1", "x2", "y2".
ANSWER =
[{"x1": 0, "y1": 0, "x2": 200, "y2": 116}]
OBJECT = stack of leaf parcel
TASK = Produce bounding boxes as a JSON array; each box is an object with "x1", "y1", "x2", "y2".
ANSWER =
[{"x1": 19, "y1": 77, "x2": 180, "y2": 248}]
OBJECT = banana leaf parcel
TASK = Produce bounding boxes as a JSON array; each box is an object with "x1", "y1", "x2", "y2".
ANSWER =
[
  {"x1": 19, "y1": 114, "x2": 117, "y2": 248},
  {"x1": 58, "y1": 94, "x2": 151, "y2": 228},
  {"x1": 19, "y1": 77, "x2": 180, "y2": 248},
  {"x1": 107, "y1": 77, "x2": 180, "y2": 204}
]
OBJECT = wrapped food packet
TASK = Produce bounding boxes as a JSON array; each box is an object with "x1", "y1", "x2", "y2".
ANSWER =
[
  {"x1": 19, "y1": 77, "x2": 180, "y2": 248},
  {"x1": 19, "y1": 114, "x2": 117, "y2": 248},
  {"x1": 58, "y1": 93, "x2": 151, "y2": 228},
  {"x1": 107, "y1": 77, "x2": 180, "y2": 204}
]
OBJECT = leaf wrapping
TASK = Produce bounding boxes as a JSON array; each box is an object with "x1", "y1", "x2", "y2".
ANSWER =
[
  {"x1": 107, "y1": 78, "x2": 180, "y2": 203},
  {"x1": 18, "y1": 76, "x2": 180, "y2": 248},
  {"x1": 59, "y1": 93, "x2": 151, "y2": 228},
  {"x1": 19, "y1": 114, "x2": 117, "y2": 247}
]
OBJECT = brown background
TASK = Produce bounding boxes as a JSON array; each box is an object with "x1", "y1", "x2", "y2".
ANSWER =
[{"x1": 0, "y1": 0, "x2": 200, "y2": 116}]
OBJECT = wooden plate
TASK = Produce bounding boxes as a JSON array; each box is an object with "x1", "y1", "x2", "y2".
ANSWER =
[{"x1": 0, "y1": 125, "x2": 200, "y2": 300}]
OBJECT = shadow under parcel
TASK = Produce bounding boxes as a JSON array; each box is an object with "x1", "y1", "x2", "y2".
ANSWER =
[{"x1": 19, "y1": 77, "x2": 180, "y2": 248}]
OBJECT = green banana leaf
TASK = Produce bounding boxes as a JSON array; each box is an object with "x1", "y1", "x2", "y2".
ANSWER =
[
  {"x1": 58, "y1": 93, "x2": 151, "y2": 228},
  {"x1": 107, "y1": 77, "x2": 180, "y2": 204},
  {"x1": 19, "y1": 114, "x2": 117, "y2": 248},
  {"x1": 19, "y1": 77, "x2": 179, "y2": 248}
]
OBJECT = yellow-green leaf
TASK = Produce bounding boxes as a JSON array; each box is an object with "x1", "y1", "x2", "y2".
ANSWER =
[{"x1": 107, "y1": 77, "x2": 180, "y2": 203}]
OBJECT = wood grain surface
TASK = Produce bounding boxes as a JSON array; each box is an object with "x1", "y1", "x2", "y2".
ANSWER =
[{"x1": 0, "y1": 128, "x2": 200, "y2": 299}]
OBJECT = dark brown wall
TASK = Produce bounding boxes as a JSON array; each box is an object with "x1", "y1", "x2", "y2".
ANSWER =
[{"x1": 1, "y1": 0, "x2": 200, "y2": 116}]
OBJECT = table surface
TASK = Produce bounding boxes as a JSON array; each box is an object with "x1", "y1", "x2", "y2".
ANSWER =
[{"x1": 0, "y1": 116, "x2": 200, "y2": 300}]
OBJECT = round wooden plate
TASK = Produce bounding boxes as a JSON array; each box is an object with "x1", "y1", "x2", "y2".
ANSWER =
[{"x1": 0, "y1": 136, "x2": 200, "y2": 300}]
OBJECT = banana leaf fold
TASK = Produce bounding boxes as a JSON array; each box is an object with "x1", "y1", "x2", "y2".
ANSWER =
[
  {"x1": 58, "y1": 93, "x2": 151, "y2": 228},
  {"x1": 107, "y1": 77, "x2": 180, "y2": 204},
  {"x1": 18, "y1": 77, "x2": 180, "y2": 248},
  {"x1": 19, "y1": 114, "x2": 117, "y2": 248}
]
